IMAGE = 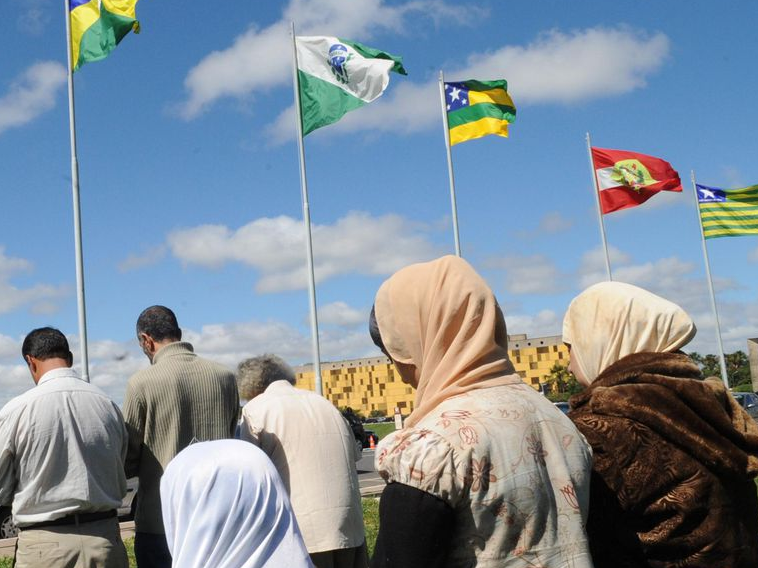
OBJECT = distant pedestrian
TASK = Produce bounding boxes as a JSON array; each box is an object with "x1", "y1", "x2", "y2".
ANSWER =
[
  {"x1": 0, "y1": 327, "x2": 128, "y2": 568},
  {"x1": 369, "y1": 256, "x2": 594, "y2": 568},
  {"x1": 564, "y1": 281, "x2": 758, "y2": 568},
  {"x1": 161, "y1": 439, "x2": 313, "y2": 568},
  {"x1": 238, "y1": 354, "x2": 367, "y2": 568},
  {"x1": 123, "y1": 306, "x2": 239, "y2": 568}
]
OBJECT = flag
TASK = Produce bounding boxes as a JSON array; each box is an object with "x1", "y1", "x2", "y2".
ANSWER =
[
  {"x1": 69, "y1": 0, "x2": 139, "y2": 72},
  {"x1": 591, "y1": 147, "x2": 682, "y2": 214},
  {"x1": 444, "y1": 79, "x2": 516, "y2": 145},
  {"x1": 697, "y1": 184, "x2": 758, "y2": 239},
  {"x1": 295, "y1": 37, "x2": 406, "y2": 136}
]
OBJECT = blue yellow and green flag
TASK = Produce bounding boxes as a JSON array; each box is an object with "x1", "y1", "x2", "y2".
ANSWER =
[
  {"x1": 444, "y1": 79, "x2": 516, "y2": 145},
  {"x1": 697, "y1": 184, "x2": 758, "y2": 239},
  {"x1": 69, "y1": 0, "x2": 139, "y2": 72}
]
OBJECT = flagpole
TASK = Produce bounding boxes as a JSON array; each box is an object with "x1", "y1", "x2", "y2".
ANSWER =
[
  {"x1": 585, "y1": 132, "x2": 612, "y2": 281},
  {"x1": 64, "y1": 0, "x2": 90, "y2": 381},
  {"x1": 438, "y1": 71, "x2": 462, "y2": 257},
  {"x1": 691, "y1": 171, "x2": 729, "y2": 389},
  {"x1": 290, "y1": 22, "x2": 323, "y2": 396}
]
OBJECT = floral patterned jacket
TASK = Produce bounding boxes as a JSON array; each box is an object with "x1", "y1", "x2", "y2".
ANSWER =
[{"x1": 376, "y1": 383, "x2": 594, "y2": 568}]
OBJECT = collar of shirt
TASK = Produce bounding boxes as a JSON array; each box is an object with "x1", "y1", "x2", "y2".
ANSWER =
[
  {"x1": 152, "y1": 341, "x2": 195, "y2": 365},
  {"x1": 265, "y1": 380, "x2": 295, "y2": 394},
  {"x1": 37, "y1": 367, "x2": 81, "y2": 386}
]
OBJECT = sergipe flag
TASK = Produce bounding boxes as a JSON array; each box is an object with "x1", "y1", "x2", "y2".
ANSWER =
[
  {"x1": 697, "y1": 184, "x2": 758, "y2": 239},
  {"x1": 444, "y1": 79, "x2": 516, "y2": 145},
  {"x1": 69, "y1": 0, "x2": 139, "y2": 71},
  {"x1": 591, "y1": 147, "x2": 682, "y2": 214},
  {"x1": 295, "y1": 36, "x2": 406, "y2": 135}
]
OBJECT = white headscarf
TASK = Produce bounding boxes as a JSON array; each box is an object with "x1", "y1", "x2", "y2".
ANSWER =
[
  {"x1": 160, "y1": 440, "x2": 313, "y2": 568},
  {"x1": 562, "y1": 281, "x2": 697, "y2": 383}
]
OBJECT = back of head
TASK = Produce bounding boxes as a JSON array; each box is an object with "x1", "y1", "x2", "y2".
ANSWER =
[
  {"x1": 374, "y1": 255, "x2": 520, "y2": 427},
  {"x1": 563, "y1": 281, "x2": 696, "y2": 383},
  {"x1": 236, "y1": 354, "x2": 295, "y2": 401},
  {"x1": 136, "y1": 305, "x2": 181, "y2": 342},
  {"x1": 161, "y1": 440, "x2": 310, "y2": 568},
  {"x1": 22, "y1": 327, "x2": 72, "y2": 364}
]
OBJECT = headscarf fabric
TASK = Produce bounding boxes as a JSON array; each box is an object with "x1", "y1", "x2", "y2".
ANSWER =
[
  {"x1": 160, "y1": 440, "x2": 313, "y2": 568},
  {"x1": 562, "y1": 281, "x2": 697, "y2": 384},
  {"x1": 374, "y1": 255, "x2": 522, "y2": 428}
]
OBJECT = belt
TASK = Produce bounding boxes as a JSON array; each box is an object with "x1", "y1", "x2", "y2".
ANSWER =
[{"x1": 23, "y1": 509, "x2": 117, "y2": 530}]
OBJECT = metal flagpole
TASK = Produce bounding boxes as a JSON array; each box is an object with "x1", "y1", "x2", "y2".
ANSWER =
[
  {"x1": 64, "y1": 0, "x2": 90, "y2": 381},
  {"x1": 691, "y1": 171, "x2": 729, "y2": 389},
  {"x1": 438, "y1": 71, "x2": 462, "y2": 257},
  {"x1": 585, "y1": 132, "x2": 612, "y2": 281},
  {"x1": 290, "y1": 22, "x2": 323, "y2": 396}
]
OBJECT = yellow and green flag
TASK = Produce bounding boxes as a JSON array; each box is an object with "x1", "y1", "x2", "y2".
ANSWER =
[
  {"x1": 444, "y1": 79, "x2": 516, "y2": 145},
  {"x1": 697, "y1": 184, "x2": 758, "y2": 239},
  {"x1": 69, "y1": 0, "x2": 139, "y2": 72}
]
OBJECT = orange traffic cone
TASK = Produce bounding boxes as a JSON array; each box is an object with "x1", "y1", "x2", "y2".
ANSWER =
[{"x1": 369, "y1": 435, "x2": 376, "y2": 450}]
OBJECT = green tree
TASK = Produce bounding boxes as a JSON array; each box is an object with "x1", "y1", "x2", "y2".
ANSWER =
[
  {"x1": 544, "y1": 362, "x2": 582, "y2": 402},
  {"x1": 687, "y1": 350, "x2": 752, "y2": 389}
]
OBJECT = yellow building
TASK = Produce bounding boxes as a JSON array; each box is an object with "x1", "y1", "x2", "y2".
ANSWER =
[{"x1": 295, "y1": 334, "x2": 568, "y2": 416}]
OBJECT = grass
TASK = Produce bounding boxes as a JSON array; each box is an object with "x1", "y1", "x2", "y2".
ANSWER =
[
  {"x1": 367, "y1": 422, "x2": 396, "y2": 441},
  {"x1": 4, "y1": 499, "x2": 381, "y2": 567}
]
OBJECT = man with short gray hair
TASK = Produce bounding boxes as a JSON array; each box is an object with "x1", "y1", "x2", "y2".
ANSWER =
[{"x1": 239, "y1": 354, "x2": 367, "y2": 568}]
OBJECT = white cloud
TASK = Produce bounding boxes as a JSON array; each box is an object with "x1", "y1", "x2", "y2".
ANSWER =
[
  {"x1": 117, "y1": 245, "x2": 167, "y2": 272},
  {"x1": 165, "y1": 211, "x2": 442, "y2": 292},
  {"x1": 0, "y1": 62, "x2": 66, "y2": 136},
  {"x1": 505, "y1": 309, "x2": 563, "y2": 339},
  {"x1": 177, "y1": 0, "x2": 462, "y2": 119},
  {"x1": 319, "y1": 301, "x2": 367, "y2": 327},
  {"x1": 487, "y1": 254, "x2": 569, "y2": 295},
  {"x1": 17, "y1": 1, "x2": 51, "y2": 35},
  {"x1": 0, "y1": 247, "x2": 69, "y2": 315}
]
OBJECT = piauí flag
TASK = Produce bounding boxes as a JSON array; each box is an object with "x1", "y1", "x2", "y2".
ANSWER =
[
  {"x1": 69, "y1": 0, "x2": 139, "y2": 72},
  {"x1": 591, "y1": 147, "x2": 682, "y2": 214},
  {"x1": 295, "y1": 36, "x2": 406, "y2": 136},
  {"x1": 697, "y1": 184, "x2": 758, "y2": 239},
  {"x1": 444, "y1": 79, "x2": 516, "y2": 145}
]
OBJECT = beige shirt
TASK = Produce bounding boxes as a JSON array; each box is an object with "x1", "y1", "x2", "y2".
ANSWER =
[
  {"x1": 0, "y1": 367, "x2": 128, "y2": 526},
  {"x1": 376, "y1": 384, "x2": 594, "y2": 568},
  {"x1": 240, "y1": 381, "x2": 365, "y2": 554}
]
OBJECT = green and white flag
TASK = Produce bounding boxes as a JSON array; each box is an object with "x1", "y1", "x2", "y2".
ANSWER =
[{"x1": 295, "y1": 36, "x2": 407, "y2": 135}]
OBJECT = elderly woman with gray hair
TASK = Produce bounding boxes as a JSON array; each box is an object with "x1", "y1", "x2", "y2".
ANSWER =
[{"x1": 238, "y1": 354, "x2": 368, "y2": 568}]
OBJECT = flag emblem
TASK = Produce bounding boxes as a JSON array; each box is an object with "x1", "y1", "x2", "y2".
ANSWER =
[
  {"x1": 610, "y1": 159, "x2": 657, "y2": 192},
  {"x1": 328, "y1": 43, "x2": 351, "y2": 84}
]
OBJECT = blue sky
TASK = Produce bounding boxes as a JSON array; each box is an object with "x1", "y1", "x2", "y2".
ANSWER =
[{"x1": 1, "y1": 0, "x2": 757, "y2": 405}]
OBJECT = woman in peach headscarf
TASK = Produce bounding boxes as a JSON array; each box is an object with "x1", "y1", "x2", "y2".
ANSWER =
[
  {"x1": 369, "y1": 256, "x2": 594, "y2": 568},
  {"x1": 564, "y1": 281, "x2": 758, "y2": 568}
]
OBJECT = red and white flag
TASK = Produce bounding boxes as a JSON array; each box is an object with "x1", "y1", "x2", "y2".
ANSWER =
[{"x1": 591, "y1": 147, "x2": 682, "y2": 214}]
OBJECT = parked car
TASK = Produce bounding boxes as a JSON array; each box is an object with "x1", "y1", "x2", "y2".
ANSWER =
[
  {"x1": 341, "y1": 408, "x2": 377, "y2": 458},
  {"x1": 0, "y1": 477, "x2": 139, "y2": 540},
  {"x1": 553, "y1": 401, "x2": 570, "y2": 414},
  {"x1": 733, "y1": 392, "x2": 758, "y2": 421}
]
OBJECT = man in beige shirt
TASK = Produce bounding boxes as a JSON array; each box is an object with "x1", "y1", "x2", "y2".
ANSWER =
[
  {"x1": 238, "y1": 354, "x2": 367, "y2": 568},
  {"x1": 0, "y1": 327, "x2": 128, "y2": 568}
]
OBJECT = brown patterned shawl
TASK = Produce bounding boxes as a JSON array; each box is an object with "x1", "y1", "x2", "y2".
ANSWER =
[{"x1": 570, "y1": 351, "x2": 758, "y2": 568}]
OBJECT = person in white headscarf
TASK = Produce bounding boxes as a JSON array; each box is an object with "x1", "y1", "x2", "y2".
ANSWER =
[
  {"x1": 160, "y1": 439, "x2": 313, "y2": 568},
  {"x1": 370, "y1": 255, "x2": 594, "y2": 568},
  {"x1": 564, "y1": 281, "x2": 758, "y2": 568}
]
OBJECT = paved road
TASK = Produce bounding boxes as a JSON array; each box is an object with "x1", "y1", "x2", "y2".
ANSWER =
[{"x1": 357, "y1": 449, "x2": 385, "y2": 497}]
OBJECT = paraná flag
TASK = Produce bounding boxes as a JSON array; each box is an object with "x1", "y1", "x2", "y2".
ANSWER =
[
  {"x1": 591, "y1": 147, "x2": 682, "y2": 214},
  {"x1": 69, "y1": 0, "x2": 139, "y2": 72},
  {"x1": 697, "y1": 184, "x2": 758, "y2": 239},
  {"x1": 295, "y1": 37, "x2": 406, "y2": 136},
  {"x1": 444, "y1": 79, "x2": 516, "y2": 145}
]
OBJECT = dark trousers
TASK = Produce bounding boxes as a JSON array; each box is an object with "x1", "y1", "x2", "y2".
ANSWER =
[{"x1": 135, "y1": 531, "x2": 172, "y2": 568}]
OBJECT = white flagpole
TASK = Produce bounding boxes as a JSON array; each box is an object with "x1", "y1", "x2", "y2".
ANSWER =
[
  {"x1": 586, "y1": 132, "x2": 612, "y2": 281},
  {"x1": 438, "y1": 71, "x2": 462, "y2": 257},
  {"x1": 691, "y1": 171, "x2": 729, "y2": 389},
  {"x1": 290, "y1": 22, "x2": 323, "y2": 396},
  {"x1": 64, "y1": 0, "x2": 90, "y2": 381}
]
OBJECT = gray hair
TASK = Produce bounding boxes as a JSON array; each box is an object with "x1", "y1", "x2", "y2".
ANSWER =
[{"x1": 236, "y1": 354, "x2": 295, "y2": 400}]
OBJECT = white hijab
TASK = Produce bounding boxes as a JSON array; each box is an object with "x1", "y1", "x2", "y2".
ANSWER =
[
  {"x1": 161, "y1": 440, "x2": 313, "y2": 568},
  {"x1": 563, "y1": 281, "x2": 697, "y2": 383}
]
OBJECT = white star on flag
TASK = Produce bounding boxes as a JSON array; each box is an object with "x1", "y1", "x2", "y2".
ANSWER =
[{"x1": 449, "y1": 87, "x2": 461, "y2": 102}]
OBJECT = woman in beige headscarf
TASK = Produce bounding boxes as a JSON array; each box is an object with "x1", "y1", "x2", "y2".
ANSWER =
[
  {"x1": 369, "y1": 256, "x2": 594, "y2": 568},
  {"x1": 564, "y1": 281, "x2": 758, "y2": 568}
]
